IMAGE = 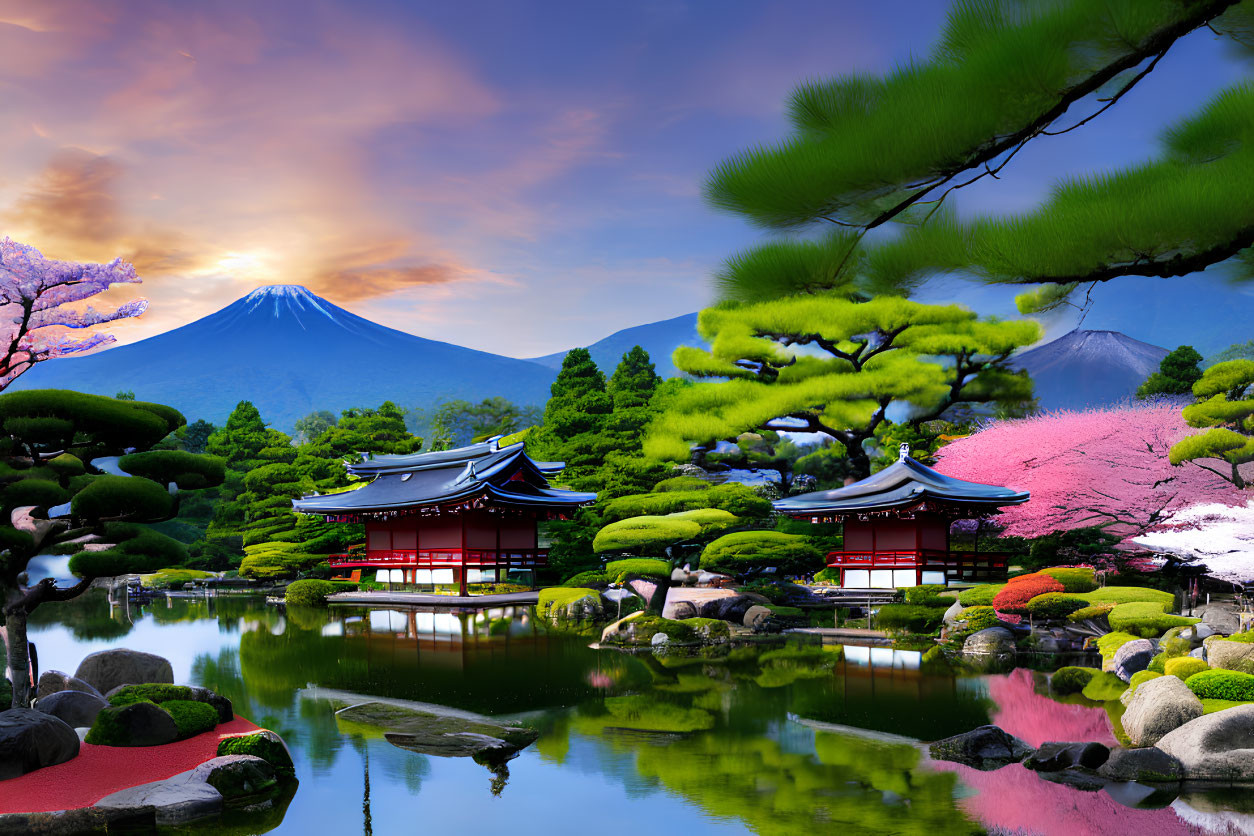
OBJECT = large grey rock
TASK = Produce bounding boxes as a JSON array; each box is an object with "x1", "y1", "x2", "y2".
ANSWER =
[
  {"x1": 1121, "y1": 675, "x2": 1203, "y2": 747},
  {"x1": 1023, "y1": 741, "x2": 1109, "y2": 772},
  {"x1": 74, "y1": 649, "x2": 173, "y2": 694},
  {"x1": 35, "y1": 670, "x2": 102, "y2": 701},
  {"x1": 942, "y1": 599, "x2": 965, "y2": 626},
  {"x1": 928, "y1": 725, "x2": 1034, "y2": 770},
  {"x1": 1112, "y1": 639, "x2": 1155, "y2": 682},
  {"x1": 1098, "y1": 746, "x2": 1185, "y2": 783},
  {"x1": 188, "y1": 754, "x2": 276, "y2": 798},
  {"x1": 0, "y1": 808, "x2": 111, "y2": 835},
  {"x1": 666, "y1": 600, "x2": 699, "y2": 620},
  {"x1": 336, "y1": 700, "x2": 537, "y2": 768},
  {"x1": 1156, "y1": 704, "x2": 1254, "y2": 781},
  {"x1": 1204, "y1": 638, "x2": 1254, "y2": 674},
  {"x1": 96, "y1": 775, "x2": 223, "y2": 825},
  {"x1": 699, "y1": 595, "x2": 755, "y2": 622},
  {"x1": 94, "y1": 701, "x2": 178, "y2": 747},
  {"x1": 962, "y1": 627, "x2": 1015, "y2": 657},
  {"x1": 35, "y1": 689, "x2": 108, "y2": 729},
  {"x1": 0, "y1": 708, "x2": 80, "y2": 780}
]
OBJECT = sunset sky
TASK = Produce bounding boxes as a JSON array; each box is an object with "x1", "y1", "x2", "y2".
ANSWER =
[{"x1": 0, "y1": 1, "x2": 1247, "y2": 356}]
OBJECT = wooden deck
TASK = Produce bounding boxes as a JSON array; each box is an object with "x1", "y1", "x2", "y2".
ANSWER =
[{"x1": 327, "y1": 590, "x2": 540, "y2": 607}]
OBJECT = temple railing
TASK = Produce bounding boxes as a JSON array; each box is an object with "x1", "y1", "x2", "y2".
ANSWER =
[
  {"x1": 328, "y1": 548, "x2": 548, "y2": 569},
  {"x1": 826, "y1": 549, "x2": 1008, "y2": 582}
]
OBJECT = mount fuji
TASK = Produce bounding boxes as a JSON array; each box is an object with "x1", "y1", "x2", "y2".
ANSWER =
[
  {"x1": 6, "y1": 285, "x2": 559, "y2": 430},
  {"x1": 1012, "y1": 329, "x2": 1169, "y2": 411}
]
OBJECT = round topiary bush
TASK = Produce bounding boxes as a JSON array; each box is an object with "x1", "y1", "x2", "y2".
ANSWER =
[
  {"x1": 1051, "y1": 666, "x2": 1097, "y2": 695},
  {"x1": 164, "y1": 699, "x2": 219, "y2": 739},
  {"x1": 992, "y1": 574, "x2": 1065, "y2": 614},
  {"x1": 1185, "y1": 669, "x2": 1254, "y2": 702},
  {"x1": 955, "y1": 606, "x2": 999, "y2": 633},
  {"x1": 1037, "y1": 566, "x2": 1099, "y2": 592},
  {"x1": 285, "y1": 579, "x2": 337, "y2": 606},
  {"x1": 1067, "y1": 602, "x2": 1115, "y2": 623},
  {"x1": 958, "y1": 584, "x2": 1003, "y2": 607},
  {"x1": 1023, "y1": 592, "x2": 1088, "y2": 620},
  {"x1": 604, "y1": 558, "x2": 671, "y2": 580},
  {"x1": 699, "y1": 531, "x2": 823, "y2": 578},
  {"x1": 1165, "y1": 656, "x2": 1209, "y2": 681}
]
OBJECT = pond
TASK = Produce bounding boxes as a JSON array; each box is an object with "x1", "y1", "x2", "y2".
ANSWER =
[{"x1": 23, "y1": 591, "x2": 1252, "y2": 836}]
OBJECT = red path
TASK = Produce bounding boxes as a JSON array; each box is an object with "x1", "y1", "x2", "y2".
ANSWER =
[{"x1": 0, "y1": 717, "x2": 261, "y2": 814}]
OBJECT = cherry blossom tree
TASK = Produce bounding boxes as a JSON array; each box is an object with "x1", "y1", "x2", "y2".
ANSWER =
[
  {"x1": 934, "y1": 404, "x2": 1248, "y2": 539},
  {"x1": 0, "y1": 237, "x2": 147, "y2": 390}
]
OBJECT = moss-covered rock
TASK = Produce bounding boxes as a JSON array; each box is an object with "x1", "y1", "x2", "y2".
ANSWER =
[
  {"x1": 1081, "y1": 671, "x2": 1128, "y2": 702},
  {"x1": 85, "y1": 701, "x2": 178, "y2": 747},
  {"x1": 107, "y1": 683, "x2": 233, "y2": 724},
  {"x1": 217, "y1": 730, "x2": 294, "y2": 776},
  {"x1": 1165, "y1": 656, "x2": 1209, "y2": 681},
  {"x1": 538, "y1": 587, "x2": 604, "y2": 619},
  {"x1": 1051, "y1": 666, "x2": 1097, "y2": 695},
  {"x1": 164, "y1": 700, "x2": 218, "y2": 739},
  {"x1": 1107, "y1": 602, "x2": 1199, "y2": 638}
]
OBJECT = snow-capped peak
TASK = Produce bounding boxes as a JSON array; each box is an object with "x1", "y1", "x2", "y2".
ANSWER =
[{"x1": 240, "y1": 284, "x2": 336, "y2": 322}]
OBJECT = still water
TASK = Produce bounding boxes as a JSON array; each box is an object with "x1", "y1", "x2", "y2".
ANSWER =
[{"x1": 24, "y1": 592, "x2": 1251, "y2": 836}]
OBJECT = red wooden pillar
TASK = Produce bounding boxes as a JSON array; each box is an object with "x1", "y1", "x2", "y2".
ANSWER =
[{"x1": 459, "y1": 512, "x2": 469, "y2": 597}]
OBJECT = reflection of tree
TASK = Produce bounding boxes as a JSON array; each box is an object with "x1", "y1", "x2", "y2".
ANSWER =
[{"x1": 27, "y1": 589, "x2": 132, "y2": 641}]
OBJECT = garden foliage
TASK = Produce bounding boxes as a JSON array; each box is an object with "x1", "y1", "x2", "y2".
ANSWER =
[
  {"x1": 1186, "y1": 670, "x2": 1254, "y2": 702},
  {"x1": 1050, "y1": 666, "x2": 1096, "y2": 695},
  {"x1": 699, "y1": 531, "x2": 823, "y2": 579}
]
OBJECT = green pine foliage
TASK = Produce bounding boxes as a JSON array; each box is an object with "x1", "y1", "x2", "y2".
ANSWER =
[
  {"x1": 699, "y1": 531, "x2": 823, "y2": 579},
  {"x1": 1137, "y1": 345, "x2": 1204, "y2": 398},
  {"x1": 526, "y1": 347, "x2": 613, "y2": 490},
  {"x1": 1169, "y1": 359, "x2": 1254, "y2": 488},
  {"x1": 646, "y1": 295, "x2": 1039, "y2": 478}
]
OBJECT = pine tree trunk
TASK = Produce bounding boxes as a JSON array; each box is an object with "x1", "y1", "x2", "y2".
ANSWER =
[{"x1": 4, "y1": 607, "x2": 31, "y2": 708}]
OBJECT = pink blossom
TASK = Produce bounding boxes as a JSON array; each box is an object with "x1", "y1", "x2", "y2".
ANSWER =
[
  {"x1": 0, "y1": 238, "x2": 146, "y2": 389},
  {"x1": 935, "y1": 405, "x2": 1248, "y2": 539}
]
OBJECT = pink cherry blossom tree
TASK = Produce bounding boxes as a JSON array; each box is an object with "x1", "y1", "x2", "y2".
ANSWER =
[
  {"x1": 934, "y1": 404, "x2": 1248, "y2": 539},
  {"x1": 0, "y1": 237, "x2": 147, "y2": 389}
]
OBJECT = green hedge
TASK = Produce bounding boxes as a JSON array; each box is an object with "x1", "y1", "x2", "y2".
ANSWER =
[
  {"x1": 875, "y1": 604, "x2": 945, "y2": 635},
  {"x1": 560, "y1": 570, "x2": 610, "y2": 588},
  {"x1": 1068, "y1": 602, "x2": 1115, "y2": 623},
  {"x1": 958, "y1": 584, "x2": 1003, "y2": 607},
  {"x1": 1037, "y1": 566, "x2": 1099, "y2": 592},
  {"x1": 1186, "y1": 669, "x2": 1254, "y2": 702},
  {"x1": 605, "y1": 558, "x2": 672, "y2": 580},
  {"x1": 285, "y1": 579, "x2": 337, "y2": 606},
  {"x1": 1023, "y1": 592, "x2": 1088, "y2": 619},
  {"x1": 1073, "y1": 586, "x2": 1175, "y2": 607},
  {"x1": 699, "y1": 531, "x2": 823, "y2": 578},
  {"x1": 594, "y1": 516, "x2": 701, "y2": 553},
  {"x1": 1225, "y1": 630, "x2": 1254, "y2": 643},
  {"x1": 1107, "y1": 601, "x2": 1199, "y2": 638},
  {"x1": 164, "y1": 700, "x2": 218, "y2": 739},
  {"x1": 902, "y1": 584, "x2": 951, "y2": 607},
  {"x1": 1165, "y1": 657, "x2": 1209, "y2": 681},
  {"x1": 955, "y1": 606, "x2": 999, "y2": 632},
  {"x1": 1051, "y1": 666, "x2": 1097, "y2": 695}
]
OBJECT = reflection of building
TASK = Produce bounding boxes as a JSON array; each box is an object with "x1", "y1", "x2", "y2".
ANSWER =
[
  {"x1": 774, "y1": 447, "x2": 1028, "y2": 589},
  {"x1": 293, "y1": 440, "x2": 595, "y2": 594}
]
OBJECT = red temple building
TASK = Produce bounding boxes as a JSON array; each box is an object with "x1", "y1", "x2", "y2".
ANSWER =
[
  {"x1": 292, "y1": 439, "x2": 595, "y2": 595},
  {"x1": 774, "y1": 445, "x2": 1029, "y2": 589}
]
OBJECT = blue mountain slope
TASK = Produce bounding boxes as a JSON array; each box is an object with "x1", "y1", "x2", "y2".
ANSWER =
[
  {"x1": 527, "y1": 311, "x2": 702, "y2": 377},
  {"x1": 1011, "y1": 329, "x2": 1169, "y2": 411},
  {"x1": 7, "y1": 286, "x2": 557, "y2": 431}
]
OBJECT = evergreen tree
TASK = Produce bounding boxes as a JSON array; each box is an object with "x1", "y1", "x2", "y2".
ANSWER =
[
  {"x1": 1170, "y1": 359, "x2": 1254, "y2": 489},
  {"x1": 703, "y1": 1, "x2": 1254, "y2": 309},
  {"x1": 600, "y1": 346, "x2": 668, "y2": 499},
  {"x1": 528, "y1": 348, "x2": 613, "y2": 489},
  {"x1": 1137, "y1": 345, "x2": 1204, "y2": 398},
  {"x1": 293, "y1": 410, "x2": 337, "y2": 445},
  {"x1": 647, "y1": 295, "x2": 1039, "y2": 479}
]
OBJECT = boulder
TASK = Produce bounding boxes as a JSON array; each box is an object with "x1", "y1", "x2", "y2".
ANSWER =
[
  {"x1": 1023, "y1": 741, "x2": 1109, "y2": 772},
  {"x1": 928, "y1": 725, "x2": 1034, "y2": 770},
  {"x1": 1156, "y1": 704, "x2": 1254, "y2": 781},
  {"x1": 217, "y1": 730, "x2": 294, "y2": 775},
  {"x1": 188, "y1": 754, "x2": 276, "y2": 798},
  {"x1": 35, "y1": 689, "x2": 108, "y2": 729},
  {"x1": 35, "y1": 670, "x2": 102, "y2": 701},
  {"x1": 962, "y1": 627, "x2": 1015, "y2": 657},
  {"x1": 335, "y1": 700, "x2": 538, "y2": 769},
  {"x1": 699, "y1": 595, "x2": 755, "y2": 622},
  {"x1": 1204, "y1": 638, "x2": 1254, "y2": 674},
  {"x1": 74, "y1": 649, "x2": 173, "y2": 694},
  {"x1": 91, "y1": 701, "x2": 179, "y2": 747},
  {"x1": 666, "y1": 600, "x2": 699, "y2": 620},
  {"x1": 1190, "y1": 647, "x2": 1207, "y2": 661},
  {"x1": 1112, "y1": 639, "x2": 1156, "y2": 682},
  {"x1": 1121, "y1": 675, "x2": 1203, "y2": 747},
  {"x1": 95, "y1": 775, "x2": 223, "y2": 825},
  {"x1": 1097, "y1": 746, "x2": 1185, "y2": 783},
  {"x1": 0, "y1": 708, "x2": 80, "y2": 780},
  {"x1": 742, "y1": 605, "x2": 773, "y2": 632},
  {"x1": 1183, "y1": 623, "x2": 1216, "y2": 643},
  {"x1": 651, "y1": 632, "x2": 670, "y2": 647},
  {"x1": 942, "y1": 599, "x2": 964, "y2": 626},
  {"x1": 102, "y1": 683, "x2": 234, "y2": 725}
]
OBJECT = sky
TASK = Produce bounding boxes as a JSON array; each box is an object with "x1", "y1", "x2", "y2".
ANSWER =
[{"x1": 0, "y1": 0, "x2": 1250, "y2": 357}]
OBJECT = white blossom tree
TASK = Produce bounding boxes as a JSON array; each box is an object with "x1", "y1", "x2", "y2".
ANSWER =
[{"x1": 0, "y1": 237, "x2": 147, "y2": 390}]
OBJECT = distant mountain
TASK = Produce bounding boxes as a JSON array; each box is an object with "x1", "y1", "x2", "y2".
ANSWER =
[
  {"x1": 7, "y1": 285, "x2": 557, "y2": 431},
  {"x1": 1012, "y1": 329, "x2": 1169, "y2": 411},
  {"x1": 527, "y1": 312, "x2": 701, "y2": 378}
]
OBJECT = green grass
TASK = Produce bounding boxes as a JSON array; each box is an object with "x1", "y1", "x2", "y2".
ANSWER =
[
  {"x1": 957, "y1": 584, "x2": 1003, "y2": 607},
  {"x1": 1202, "y1": 699, "x2": 1254, "y2": 714},
  {"x1": 1107, "y1": 601, "x2": 1199, "y2": 638},
  {"x1": 538, "y1": 587, "x2": 601, "y2": 610},
  {"x1": 1074, "y1": 586, "x2": 1176, "y2": 607}
]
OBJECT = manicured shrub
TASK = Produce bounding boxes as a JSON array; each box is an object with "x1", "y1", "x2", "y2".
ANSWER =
[
  {"x1": 602, "y1": 483, "x2": 771, "y2": 522},
  {"x1": 903, "y1": 584, "x2": 952, "y2": 607},
  {"x1": 595, "y1": 516, "x2": 701, "y2": 553},
  {"x1": 650, "y1": 476, "x2": 711, "y2": 493},
  {"x1": 71, "y1": 475, "x2": 175, "y2": 520},
  {"x1": 1038, "y1": 567, "x2": 1099, "y2": 593},
  {"x1": 285, "y1": 579, "x2": 337, "y2": 606},
  {"x1": 1081, "y1": 671, "x2": 1128, "y2": 702},
  {"x1": 813, "y1": 567, "x2": 840, "y2": 585},
  {"x1": 142, "y1": 568, "x2": 215, "y2": 589},
  {"x1": 991, "y1": 573, "x2": 1065, "y2": 614},
  {"x1": 1068, "y1": 602, "x2": 1115, "y2": 623},
  {"x1": 560, "y1": 570, "x2": 610, "y2": 588},
  {"x1": 1186, "y1": 670, "x2": 1254, "y2": 702},
  {"x1": 1051, "y1": 666, "x2": 1097, "y2": 695},
  {"x1": 217, "y1": 731, "x2": 294, "y2": 776},
  {"x1": 1107, "y1": 602, "x2": 1199, "y2": 638},
  {"x1": 699, "y1": 531, "x2": 823, "y2": 578},
  {"x1": 538, "y1": 587, "x2": 602, "y2": 612},
  {"x1": 1225, "y1": 630, "x2": 1254, "y2": 643},
  {"x1": 605, "y1": 558, "x2": 672, "y2": 580},
  {"x1": 164, "y1": 700, "x2": 218, "y2": 740},
  {"x1": 1023, "y1": 592, "x2": 1088, "y2": 620},
  {"x1": 118, "y1": 450, "x2": 226, "y2": 490},
  {"x1": 1165, "y1": 657, "x2": 1210, "y2": 681},
  {"x1": 958, "y1": 584, "x2": 1003, "y2": 607},
  {"x1": 955, "y1": 606, "x2": 1000, "y2": 632},
  {"x1": 1073, "y1": 586, "x2": 1175, "y2": 607},
  {"x1": 240, "y1": 542, "x2": 327, "y2": 581},
  {"x1": 875, "y1": 604, "x2": 945, "y2": 635}
]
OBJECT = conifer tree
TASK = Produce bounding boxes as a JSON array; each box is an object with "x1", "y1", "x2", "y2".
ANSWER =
[
  {"x1": 1137, "y1": 345, "x2": 1204, "y2": 398},
  {"x1": 1170, "y1": 359, "x2": 1254, "y2": 489},
  {"x1": 527, "y1": 348, "x2": 613, "y2": 490}
]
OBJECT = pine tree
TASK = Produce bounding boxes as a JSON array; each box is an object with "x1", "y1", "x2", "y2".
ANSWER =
[
  {"x1": 528, "y1": 348, "x2": 613, "y2": 489},
  {"x1": 1137, "y1": 345, "x2": 1204, "y2": 398},
  {"x1": 1170, "y1": 359, "x2": 1254, "y2": 489}
]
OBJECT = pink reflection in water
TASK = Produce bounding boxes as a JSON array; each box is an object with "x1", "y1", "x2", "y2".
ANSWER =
[{"x1": 988, "y1": 668, "x2": 1117, "y2": 747}]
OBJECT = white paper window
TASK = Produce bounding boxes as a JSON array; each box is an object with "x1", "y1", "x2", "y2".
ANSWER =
[
  {"x1": 893, "y1": 570, "x2": 917, "y2": 588},
  {"x1": 843, "y1": 570, "x2": 870, "y2": 589},
  {"x1": 413, "y1": 569, "x2": 432, "y2": 585},
  {"x1": 432, "y1": 569, "x2": 454, "y2": 585},
  {"x1": 921, "y1": 571, "x2": 947, "y2": 586},
  {"x1": 869, "y1": 570, "x2": 894, "y2": 588}
]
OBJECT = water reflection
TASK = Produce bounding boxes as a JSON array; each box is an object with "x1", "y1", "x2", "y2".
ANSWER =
[{"x1": 20, "y1": 592, "x2": 1245, "y2": 836}]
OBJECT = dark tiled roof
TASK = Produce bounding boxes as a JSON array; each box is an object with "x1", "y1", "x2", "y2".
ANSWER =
[
  {"x1": 292, "y1": 440, "x2": 593, "y2": 514},
  {"x1": 774, "y1": 456, "x2": 1028, "y2": 516}
]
